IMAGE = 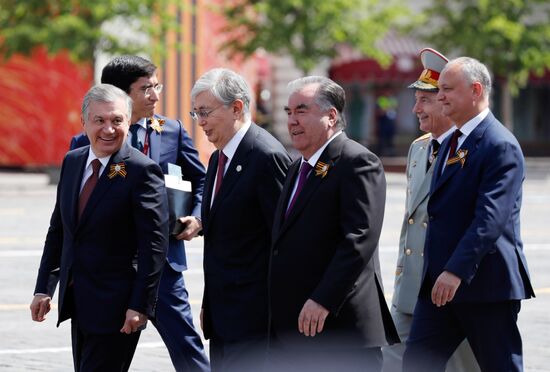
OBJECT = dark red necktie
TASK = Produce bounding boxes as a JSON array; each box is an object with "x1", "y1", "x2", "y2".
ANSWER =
[
  {"x1": 285, "y1": 162, "x2": 313, "y2": 219},
  {"x1": 214, "y1": 151, "x2": 228, "y2": 198},
  {"x1": 448, "y1": 129, "x2": 462, "y2": 158},
  {"x1": 78, "y1": 159, "x2": 101, "y2": 219}
]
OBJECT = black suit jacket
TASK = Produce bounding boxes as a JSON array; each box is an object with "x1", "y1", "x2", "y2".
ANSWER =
[
  {"x1": 69, "y1": 114, "x2": 207, "y2": 273},
  {"x1": 34, "y1": 142, "x2": 169, "y2": 334},
  {"x1": 270, "y1": 133, "x2": 399, "y2": 348},
  {"x1": 201, "y1": 123, "x2": 291, "y2": 341}
]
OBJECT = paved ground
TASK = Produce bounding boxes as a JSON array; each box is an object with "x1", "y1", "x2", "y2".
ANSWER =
[{"x1": 0, "y1": 161, "x2": 549, "y2": 371}]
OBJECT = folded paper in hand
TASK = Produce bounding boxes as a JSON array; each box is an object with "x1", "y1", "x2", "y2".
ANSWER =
[{"x1": 164, "y1": 174, "x2": 192, "y2": 235}]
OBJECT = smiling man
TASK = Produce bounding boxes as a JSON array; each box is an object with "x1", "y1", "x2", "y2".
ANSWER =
[
  {"x1": 190, "y1": 68, "x2": 291, "y2": 372},
  {"x1": 382, "y1": 48, "x2": 479, "y2": 372},
  {"x1": 268, "y1": 76, "x2": 399, "y2": 372},
  {"x1": 31, "y1": 84, "x2": 168, "y2": 371},
  {"x1": 403, "y1": 57, "x2": 535, "y2": 372},
  {"x1": 69, "y1": 56, "x2": 209, "y2": 372}
]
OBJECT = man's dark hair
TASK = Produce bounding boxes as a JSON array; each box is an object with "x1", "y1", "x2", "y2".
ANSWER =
[
  {"x1": 101, "y1": 55, "x2": 157, "y2": 93},
  {"x1": 287, "y1": 76, "x2": 347, "y2": 129}
]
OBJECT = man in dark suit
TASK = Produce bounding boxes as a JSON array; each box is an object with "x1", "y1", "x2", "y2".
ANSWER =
[
  {"x1": 30, "y1": 84, "x2": 168, "y2": 371},
  {"x1": 268, "y1": 76, "x2": 399, "y2": 372},
  {"x1": 70, "y1": 56, "x2": 209, "y2": 371},
  {"x1": 403, "y1": 57, "x2": 535, "y2": 372},
  {"x1": 191, "y1": 68, "x2": 291, "y2": 371}
]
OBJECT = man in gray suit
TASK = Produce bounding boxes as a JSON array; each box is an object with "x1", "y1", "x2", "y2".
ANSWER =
[{"x1": 382, "y1": 48, "x2": 479, "y2": 372}]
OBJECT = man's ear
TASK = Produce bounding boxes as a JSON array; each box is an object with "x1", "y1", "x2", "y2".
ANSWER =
[
  {"x1": 328, "y1": 107, "x2": 338, "y2": 127},
  {"x1": 472, "y1": 82, "x2": 483, "y2": 99},
  {"x1": 233, "y1": 99, "x2": 244, "y2": 117}
]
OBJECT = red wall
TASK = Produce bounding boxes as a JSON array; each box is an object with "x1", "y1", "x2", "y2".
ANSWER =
[{"x1": 0, "y1": 48, "x2": 92, "y2": 167}]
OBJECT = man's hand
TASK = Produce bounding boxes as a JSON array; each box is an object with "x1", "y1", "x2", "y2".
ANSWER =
[
  {"x1": 431, "y1": 271, "x2": 462, "y2": 307},
  {"x1": 175, "y1": 216, "x2": 202, "y2": 241},
  {"x1": 298, "y1": 299, "x2": 329, "y2": 337},
  {"x1": 120, "y1": 309, "x2": 147, "y2": 334},
  {"x1": 30, "y1": 294, "x2": 51, "y2": 322}
]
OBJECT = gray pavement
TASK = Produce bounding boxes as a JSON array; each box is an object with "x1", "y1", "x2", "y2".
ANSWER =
[{"x1": 0, "y1": 161, "x2": 549, "y2": 371}]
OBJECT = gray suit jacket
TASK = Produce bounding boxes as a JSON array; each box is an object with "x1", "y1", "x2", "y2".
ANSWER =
[{"x1": 391, "y1": 134, "x2": 433, "y2": 314}]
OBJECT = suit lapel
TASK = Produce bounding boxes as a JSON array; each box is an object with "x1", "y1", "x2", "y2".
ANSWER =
[
  {"x1": 432, "y1": 113, "x2": 493, "y2": 193},
  {"x1": 68, "y1": 149, "x2": 88, "y2": 232},
  {"x1": 275, "y1": 133, "x2": 346, "y2": 240},
  {"x1": 408, "y1": 142, "x2": 433, "y2": 214},
  {"x1": 201, "y1": 151, "x2": 218, "y2": 233},
  {"x1": 272, "y1": 160, "x2": 301, "y2": 240},
  {"x1": 149, "y1": 115, "x2": 162, "y2": 164},
  {"x1": 77, "y1": 143, "x2": 132, "y2": 228}
]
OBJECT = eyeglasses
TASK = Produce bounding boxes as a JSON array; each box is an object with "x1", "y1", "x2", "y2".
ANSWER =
[
  {"x1": 189, "y1": 105, "x2": 223, "y2": 121},
  {"x1": 144, "y1": 84, "x2": 163, "y2": 97}
]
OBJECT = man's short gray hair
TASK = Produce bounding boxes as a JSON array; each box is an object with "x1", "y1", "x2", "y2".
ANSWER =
[
  {"x1": 81, "y1": 84, "x2": 133, "y2": 121},
  {"x1": 287, "y1": 76, "x2": 347, "y2": 129},
  {"x1": 444, "y1": 57, "x2": 492, "y2": 99},
  {"x1": 191, "y1": 68, "x2": 252, "y2": 120}
]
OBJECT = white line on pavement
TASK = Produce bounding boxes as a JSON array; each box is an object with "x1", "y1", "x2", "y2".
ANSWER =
[{"x1": 0, "y1": 342, "x2": 165, "y2": 355}]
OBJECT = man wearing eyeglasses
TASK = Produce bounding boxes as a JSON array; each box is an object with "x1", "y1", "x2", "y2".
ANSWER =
[
  {"x1": 69, "y1": 56, "x2": 209, "y2": 372},
  {"x1": 191, "y1": 68, "x2": 291, "y2": 372}
]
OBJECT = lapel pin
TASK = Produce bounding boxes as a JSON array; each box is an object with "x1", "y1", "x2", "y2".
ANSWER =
[
  {"x1": 314, "y1": 161, "x2": 330, "y2": 178},
  {"x1": 108, "y1": 162, "x2": 127, "y2": 179},
  {"x1": 236, "y1": 165, "x2": 242, "y2": 172},
  {"x1": 446, "y1": 149, "x2": 468, "y2": 168}
]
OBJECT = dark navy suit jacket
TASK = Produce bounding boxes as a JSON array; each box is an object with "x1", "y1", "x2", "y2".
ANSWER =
[
  {"x1": 34, "y1": 143, "x2": 169, "y2": 334},
  {"x1": 424, "y1": 111, "x2": 535, "y2": 302},
  {"x1": 70, "y1": 114, "x2": 206, "y2": 272},
  {"x1": 201, "y1": 123, "x2": 291, "y2": 342}
]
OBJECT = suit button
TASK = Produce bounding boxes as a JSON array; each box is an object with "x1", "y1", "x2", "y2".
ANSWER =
[
  {"x1": 429, "y1": 216, "x2": 434, "y2": 221},
  {"x1": 422, "y1": 222, "x2": 428, "y2": 228},
  {"x1": 408, "y1": 218, "x2": 414, "y2": 225},
  {"x1": 405, "y1": 248, "x2": 412, "y2": 256},
  {"x1": 273, "y1": 250, "x2": 278, "y2": 256}
]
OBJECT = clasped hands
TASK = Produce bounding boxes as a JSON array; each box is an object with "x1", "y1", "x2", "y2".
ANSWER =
[{"x1": 175, "y1": 216, "x2": 202, "y2": 241}]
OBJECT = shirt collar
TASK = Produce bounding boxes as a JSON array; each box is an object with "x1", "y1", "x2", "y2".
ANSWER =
[
  {"x1": 432, "y1": 126, "x2": 456, "y2": 144},
  {"x1": 134, "y1": 117, "x2": 147, "y2": 129},
  {"x1": 221, "y1": 120, "x2": 251, "y2": 161},
  {"x1": 302, "y1": 130, "x2": 343, "y2": 167},
  {"x1": 459, "y1": 107, "x2": 490, "y2": 137},
  {"x1": 85, "y1": 149, "x2": 111, "y2": 170}
]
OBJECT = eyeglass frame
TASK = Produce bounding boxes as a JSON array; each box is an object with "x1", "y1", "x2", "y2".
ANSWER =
[
  {"x1": 143, "y1": 84, "x2": 163, "y2": 97},
  {"x1": 189, "y1": 104, "x2": 224, "y2": 121}
]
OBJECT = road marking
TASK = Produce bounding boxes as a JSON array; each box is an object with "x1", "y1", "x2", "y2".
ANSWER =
[
  {"x1": 0, "y1": 299, "x2": 202, "y2": 311},
  {"x1": 0, "y1": 342, "x2": 165, "y2": 355}
]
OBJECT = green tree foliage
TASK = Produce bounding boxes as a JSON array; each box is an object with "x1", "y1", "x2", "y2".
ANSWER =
[
  {"x1": 417, "y1": 0, "x2": 550, "y2": 93},
  {"x1": 0, "y1": 0, "x2": 183, "y2": 64},
  {"x1": 219, "y1": 0, "x2": 410, "y2": 73}
]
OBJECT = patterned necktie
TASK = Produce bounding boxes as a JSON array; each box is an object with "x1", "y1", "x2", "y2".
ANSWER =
[
  {"x1": 78, "y1": 159, "x2": 101, "y2": 219},
  {"x1": 285, "y1": 162, "x2": 313, "y2": 218},
  {"x1": 448, "y1": 129, "x2": 462, "y2": 159},
  {"x1": 214, "y1": 151, "x2": 228, "y2": 198}
]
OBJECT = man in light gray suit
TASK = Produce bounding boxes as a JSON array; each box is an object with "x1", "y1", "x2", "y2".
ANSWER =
[{"x1": 382, "y1": 48, "x2": 479, "y2": 372}]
